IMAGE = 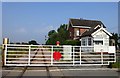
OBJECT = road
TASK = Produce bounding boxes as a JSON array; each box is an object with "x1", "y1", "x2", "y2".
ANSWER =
[{"x1": 2, "y1": 66, "x2": 120, "y2": 78}]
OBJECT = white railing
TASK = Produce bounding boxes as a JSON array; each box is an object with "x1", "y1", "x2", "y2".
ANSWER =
[{"x1": 3, "y1": 44, "x2": 116, "y2": 66}]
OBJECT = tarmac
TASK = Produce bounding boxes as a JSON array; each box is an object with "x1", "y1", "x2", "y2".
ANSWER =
[{"x1": 2, "y1": 66, "x2": 120, "y2": 78}]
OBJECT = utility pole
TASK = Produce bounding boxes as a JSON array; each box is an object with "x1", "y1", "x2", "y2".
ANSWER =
[
  {"x1": 117, "y1": 39, "x2": 120, "y2": 73},
  {"x1": 45, "y1": 35, "x2": 49, "y2": 44}
]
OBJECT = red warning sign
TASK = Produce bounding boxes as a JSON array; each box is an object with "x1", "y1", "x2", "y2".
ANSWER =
[
  {"x1": 56, "y1": 41, "x2": 60, "y2": 46},
  {"x1": 53, "y1": 51, "x2": 62, "y2": 61}
]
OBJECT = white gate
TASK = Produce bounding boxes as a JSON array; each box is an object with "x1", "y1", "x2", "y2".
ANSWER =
[{"x1": 3, "y1": 44, "x2": 116, "y2": 66}]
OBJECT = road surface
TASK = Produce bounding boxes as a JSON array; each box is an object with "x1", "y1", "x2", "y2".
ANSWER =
[{"x1": 2, "y1": 66, "x2": 120, "y2": 78}]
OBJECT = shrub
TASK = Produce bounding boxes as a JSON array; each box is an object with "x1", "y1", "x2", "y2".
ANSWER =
[{"x1": 63, "y1": 40, "x2": 81, "y2": 46}]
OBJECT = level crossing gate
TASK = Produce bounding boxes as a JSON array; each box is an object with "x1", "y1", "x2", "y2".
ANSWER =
[{"x1": 3, "y1": 44, "x2": 116, "y2": 66}]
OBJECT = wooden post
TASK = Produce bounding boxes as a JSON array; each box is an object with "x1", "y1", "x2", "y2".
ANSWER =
[
  {"x1": 2, "y1": 38, "x2": 9, "y2": 66},
  {"x1": 28, "y1": 45, "x2": 31, "y2": 66},
  {"x1": 51, "y1": 46, "x2": 53, "y2": 65},
  {"x1": 80, "y1": 47, "x2": 81, "y2": 65},
  {"x1": 2, "y1": 44, "x2": 5, "y2": 66},
  {"x1": 73, "y1": 47, "x2": 75, "y2": 65}
]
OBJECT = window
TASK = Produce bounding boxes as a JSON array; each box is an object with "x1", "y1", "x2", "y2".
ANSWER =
[
  {"x1": 94, "y1": 41, "x2": 103, "y2": 45},
  {"x1": 82, "y1": 39, "x2": 87, "y2": 46},
  {"x1": 88, "y1": 38, "x2": 92, "y2": 46},
  {"x1": 76, "y1": 30, "x2": 79, "y2": 36},
  {"x1": 82, "y1": 38, "x2": 92, "y2": 46}
]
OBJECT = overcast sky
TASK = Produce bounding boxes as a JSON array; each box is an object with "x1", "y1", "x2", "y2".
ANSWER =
[{"x1": 2, "y1": 2, "x2": 118, "y2": 44}]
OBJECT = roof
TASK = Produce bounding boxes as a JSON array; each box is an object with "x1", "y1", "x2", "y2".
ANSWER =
[
  {"x1": 81, "y1": 26, "x2": 112, "y2": 37},
  {"x1": 70, "y1": 18, "x2": 106, "y2": 28},
  {"x1": 80, "y1": 25, "x2": 101, "y2": 37}
]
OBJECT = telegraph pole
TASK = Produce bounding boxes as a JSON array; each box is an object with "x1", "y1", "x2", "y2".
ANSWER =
[
  {"x1": 45, "y1": 35, "x2": 49, "y2": 45},
  {"x1": 117, "y1": 39, "x2": 120, "y2": 73}
]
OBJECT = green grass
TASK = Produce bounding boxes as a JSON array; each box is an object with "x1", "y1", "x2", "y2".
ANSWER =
[{"x1": 112, "y1": 62, "x2": 120, "y2": 68}]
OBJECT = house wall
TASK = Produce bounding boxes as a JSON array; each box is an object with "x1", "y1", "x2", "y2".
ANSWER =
[
  {"x1": 68, "y1": 21, "x2": 90, "y2": 40},
  {"x1": 93, "y1": 30, "x2": 109, "y2": 52},
  {"x1": 79, "y1": 28, "x2": 88, "y2": 35},
  {"x1": 68, "y1": 23, "x2": 74, "y2": 39},
  {"x1": 71, "y1": 27, "x2": 89, "y2": 40},
  {"x1": 74, "y1": 28, "x2": 79, "y2": 39}
]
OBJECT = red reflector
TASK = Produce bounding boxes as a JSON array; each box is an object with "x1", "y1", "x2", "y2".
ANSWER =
[{"x1": 53, "y1": 51, "x2": 62, "y2": 61}]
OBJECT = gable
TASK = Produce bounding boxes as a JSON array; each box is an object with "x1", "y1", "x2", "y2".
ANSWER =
[
  {"x1": 92, "y1": 30, "x2": 109, "y2": 38},
  {"x1": 91, "y1": 27, "x2": 112, "y2": 38}
]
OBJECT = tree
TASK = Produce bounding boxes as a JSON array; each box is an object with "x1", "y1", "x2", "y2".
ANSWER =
[
  {"x1": 21, "y1": 42, "x2": 28, "y2": 45},
  {"x1": 28, "y1": 40, "x2": 38, "y2": 45},
  {"x1": 63, "y1": 40, "x2": 80, "y2": 45},
  {"x1": 111, "y1": 33, "x2": 120, "y2": 49},
  {"x1": 46, "y1": 24, "x2": 69, "y2": 45},
  {"x1": 48, "y1": 30, "x2": 56, "y2": 37},
  {"x1": 16, "y1": 42, "x2": 21, "y2": 44},
  {"x1": 57, "y1": 24, "x2": 69, "y2": 41}
]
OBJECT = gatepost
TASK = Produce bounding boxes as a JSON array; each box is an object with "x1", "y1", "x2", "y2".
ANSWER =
[{"x1": 2, "y1": 38, "x2": 9, "y2": 66}]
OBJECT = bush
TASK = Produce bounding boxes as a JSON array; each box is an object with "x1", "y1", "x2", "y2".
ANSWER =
[{"x1": 63, "y1": 40, "x2": 81, "y2": 46}]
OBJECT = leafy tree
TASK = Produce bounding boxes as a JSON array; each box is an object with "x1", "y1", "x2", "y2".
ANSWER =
[
  {"x1": 48, "y1": 30, "x2": 56, "y2": 37},
  {"x1": 21, "y1": 42, "x2": 28, "y2": 45},
  {"x1": 28, "y1": 40, "x2": 38, "y2": 45},
  {"x1": 57, "y1": 24, "x2": 69, "y2": 41},
  {"x1": 16, "y1": 42, "x2": 21, "y2": 44},
  {"x1": 63, "y1": 40, "x2": 80, "y2": 45},
  {"x1": 111, "y1": 33, "x2": 120, "y2": 49},
  {"x1": 46, "y1": 24, "x2": 69, "y2": 45},
  {"x1": 46, "y1": 33, "x2": 59, "y2": 45}
]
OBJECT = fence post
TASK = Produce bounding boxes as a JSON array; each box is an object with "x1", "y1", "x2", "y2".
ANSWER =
[
  {"x1": 51, "y1": 46, "x2": 53, "y2": 65},
  {"x1": 4, "y1": 44, "x2": 7, "y2": 66},
  {"x1": 73, "y1": 47, "x2": 75, "y2": 65},
  {"x1": 114, "y1": 52, "x2": 116, "y2": 62},
  {"x1": 80, "y1": 47, "x2": 81, "y2": 65},
  {"x1": 101, "y1": 52, "x2": 103, "y2": 65},
  {"x1": 28, "y1": 45, "x2": 31, "y2": 66}
]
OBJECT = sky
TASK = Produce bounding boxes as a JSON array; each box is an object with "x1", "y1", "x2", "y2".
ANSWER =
[
  {"x1": 1, "y1": 0, "x2": 120, "y2": 2},
  {"x1": 118, "y1": 2, "x2": 120, "y2": 34},
  {"x1": 0, "y1": 2, "x2": 2, "y2": 44},
  {"x1": 2, "y1": 2, "x2": 118, "y2": 44}
]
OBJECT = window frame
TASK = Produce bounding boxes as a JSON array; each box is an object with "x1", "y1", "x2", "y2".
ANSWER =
[
  {"x1": 81, "y1": 37, "x2": 93, "y2": 46},
  {"x1": 88, "y1": 38, "x2": 92, "y2": 46}
]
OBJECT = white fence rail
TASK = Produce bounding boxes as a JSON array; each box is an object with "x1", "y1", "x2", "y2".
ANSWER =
[{"x1": 3, "y1": 44, "x2": 116, "y2": 66}]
